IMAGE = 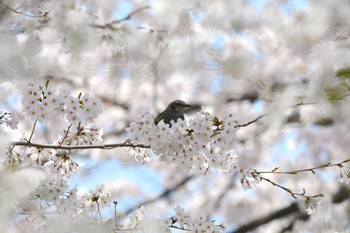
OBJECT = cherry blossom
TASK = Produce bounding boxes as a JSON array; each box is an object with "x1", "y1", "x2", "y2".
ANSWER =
[{"x1": 1, "y1": 0, "x2": 350, "y2": 232}]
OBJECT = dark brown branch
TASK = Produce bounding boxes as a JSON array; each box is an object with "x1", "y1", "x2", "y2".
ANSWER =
[
  {"x1": 123, "y1": 175, "x2": 193, "y2": 216},
  {"x1": 11, "y1": 141, "x2": 150, "y2": 150},
  {"x1": 227, "y1": 91, "x2": 259, "y2": 103},
  {"x1": 99, "y1": 96, "x2": 129, "y2": 111},
  {"x1": 279, "y1": 213, "x2": 310, "y2": 233},
  {"x1": 230, "y1": 202, "x2": 299, "y2": 233},
  {"x1": 230, "y1": 185, "x2": 350, "y2": 233}
]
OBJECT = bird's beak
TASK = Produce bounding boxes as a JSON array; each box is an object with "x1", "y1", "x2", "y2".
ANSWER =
[{"x1": 184, "y1": 103, "x2": 191, "y2": 108}]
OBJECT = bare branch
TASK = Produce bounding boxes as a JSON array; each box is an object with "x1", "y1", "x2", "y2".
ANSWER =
[
  {"x1": 111, "y1": 5, "x2": 150, "y2": 24},
  {"x1": 95, "y1": 200, "x2": 103, "y2": 223},
  {"x1": 234, "y1": 115, "x2": 266, "y2": 128},
  {"x1": 259, "y1": 176, "x2": 323, "y2": 200},
  {"x1": 230, "y1": 202, "x2": 300, "y2": 233},
  {"x1": 123, "y1": 176, "x2": 193, "y2": 216},
  {"x1": 230, "y1": 185, "x2": 350, "y2": 233},
  {"x1": 27, "y1": 118, "x2": 38, "y2": 143},
  {"x1": 226, "y1": 91, "x2": 259, "y2": 103},
  {"x1": 99, "y1": 96, "x2": 129, "y2": 111},
  {"x1": 91, "y1": 5, "x2": 150, "y2": 30},
  {"x1": 58, "y1": 123, "x2": 73, "y2": 146},
  {"x1": 256, "y1": 159, "x2": 350, "y2": 175}
]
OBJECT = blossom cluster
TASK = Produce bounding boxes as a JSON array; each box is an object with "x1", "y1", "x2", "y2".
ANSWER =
[
  {"x1": 17, "y1": 182, "x2": 113, "y2": 229},
  {"x1": 22, "y1": 180, "x2": 223, "y2": 233},
  {"x1": 239, "y1": 168, "x2": 261, "y2": 190},
  {"x1": 128, "y1": 205, "x2": 225, "y2": 233},
  {"x1": 17, "y1": 81, "x2": 104, "y2": 157},
  {"x1": 31, "y1": 176, "x2": 69, "y2": 203},
  {"x1": 173, "y1": 205, "x2": 225, "y2": 233},
  {"x1": 125, "y1": 111, "x2": 239, "y2": 174},
  {"x1": 5, "y1": 147, "x2": 55, "y2": 170},
  {"x1": 81, "y1": 184, "x2": 112, "y2": 214},
  {"x1": 305, "y1": 198, "x2": 320, "y2": 215},
  {"x1": 21, "y1": 82, "x2": 102, "y2": 124},
  {"x1": 128, "y1": 206, "x2": 172, "y2": 233}
]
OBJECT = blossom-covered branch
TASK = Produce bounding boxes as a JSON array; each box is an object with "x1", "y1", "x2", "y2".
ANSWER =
[{"x1": 11, "y1": 141, "x2": 150, "y2": 150}]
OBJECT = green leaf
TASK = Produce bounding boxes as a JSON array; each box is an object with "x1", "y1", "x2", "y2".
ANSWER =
[
  {"x1": 45, "y1": 80, "x2": 50, "y2": 89},
  {"x1": 212, "y1": 116, "x2": 219, "y2": 126},
  {"x1": 336, "y1": 67, "x2": 350, "y2": 79}
]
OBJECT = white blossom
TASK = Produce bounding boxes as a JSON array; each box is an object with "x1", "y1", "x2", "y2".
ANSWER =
[{"x1": 125, "y1": 111, "x2": 240, "y2": 174}]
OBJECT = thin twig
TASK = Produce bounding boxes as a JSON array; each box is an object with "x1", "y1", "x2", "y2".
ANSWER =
[
  {"x1": 112, "y1": 5, "x2": 150, "y2": 24},
  {"x1": 259, "y1": 176, "x2": 323, "y2": 199},
  {"x1": 256, "y1": 159, "x2": 350, "y2": 175},
  {"x1": 114, "y1": 201, "x2": 118, "y2": 229},
  {"x1": 27, "y1": 118, "x2": 38, "y2": 143},
  {"x1": 290, "y1": 102, "x2": 317, "y2": 108},
  {"x1": 234, "y1": 114, "x2": 266, "y2": 128},
  {"x1": 91, "y1": 5, "x2": 150, "y2": 30},
  {"x1": 58, "y1": 123, "x2": 73, "y2": 146},
  {"x1": 96, "y1": 200, "x2": 103, "y2": 223},
  {"x1": 0, "y1": 1, "x2": 48, "y2": 18}
]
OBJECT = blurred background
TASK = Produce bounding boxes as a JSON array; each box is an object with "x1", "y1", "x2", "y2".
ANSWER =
[{"x1": 1, "y1": 0, "x2": 350, "y2": 232}]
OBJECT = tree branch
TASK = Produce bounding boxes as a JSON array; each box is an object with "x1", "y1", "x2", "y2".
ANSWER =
[
  {"x1": 259, "y1": 176, "x2": 323, "y2": 199},
  {"x1": 11, "y1": 141, "x2": 150, "y2": 150},
  {"x1": 112, "y1": 5, "x2": 150, "y2": 24},
  {"x1": 123, "y1": 175, "x2": 193, "y2": 216},
  {"x1": 27, "y1": 118, "x2": 38, "y2": 143},
  {"x1": 230, "y1": 185, "x2": 350, "y2": 233},
  {"x1": 230, "y1": 202, "x2": 299, "y2": 233},
  {"x1": 256, "y1": 159, "x2": 350, "y2": 175},
  {"x1": 91, "y1": 5, "x2": 150, "y2": 30},
  {"x1": 0, "y1": 1, "x2": 48, "y2": 18},
  {"x1": 234, "y1": 115, "x2": 266, "y2": 128}
]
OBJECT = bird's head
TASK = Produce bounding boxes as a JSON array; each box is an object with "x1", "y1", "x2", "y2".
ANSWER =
[{"x1": 167, "y1": 100, "x2": 191, "y2": 112}]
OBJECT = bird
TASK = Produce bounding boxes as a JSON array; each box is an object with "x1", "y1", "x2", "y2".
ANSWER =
[{"x1": 154, "y1": 100, "x2": 191, "y2": 126}]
